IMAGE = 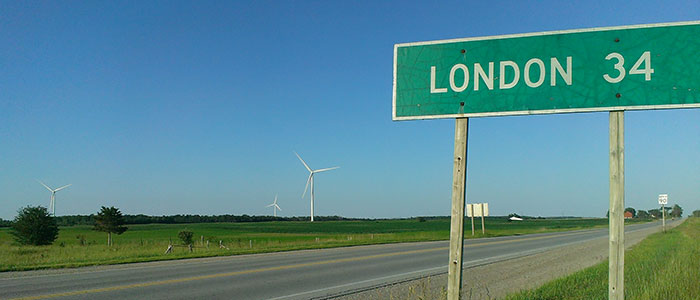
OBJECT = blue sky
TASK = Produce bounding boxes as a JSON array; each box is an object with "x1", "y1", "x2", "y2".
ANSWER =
[{"x1": 1, "y1": 1, "x2": 698, "y2": 220}]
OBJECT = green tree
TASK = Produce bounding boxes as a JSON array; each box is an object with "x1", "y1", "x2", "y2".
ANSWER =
[
  {"x1": 0, "y1": 218, "x2": 12, "y2": 227},
  {"x1": 624, "y1": 207, "x2": 636, "y2": 218},
  {"x1": 10, "y1": 206, "x2": 59, "y2": 245},
  {"x1": 636, "y1": 210, "x2": 650, "y2": 219},
  {"x1": 94, "y1": 206, "x2": 128, "y2": 246},
  {"x1": 178, "y1": 229, "x2": 194, "y2": 245},
  {"x1": 663, "y1": 206, "x2": 672, "y2": 214},
  {"x1": 648, "y1": 208, "x2": 662, "y2": 219},
  {"x1": 670, "y1": 204, "x2": 683, "y2": 218},
  {"x1": 692, "y1": 210, "x2": 700, "y2": 217}
]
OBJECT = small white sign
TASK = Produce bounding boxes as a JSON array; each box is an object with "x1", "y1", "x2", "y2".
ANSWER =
[
  {"x1": 467, "y1": 203, "x2": 489, "y2": 217},
  {"x1": 658, "y1": 194, "x2": 668, "y2": 205}
]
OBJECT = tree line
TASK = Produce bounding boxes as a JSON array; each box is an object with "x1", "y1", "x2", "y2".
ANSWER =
[
  {"x1": 55, "y1": 214, "x2": 354, "y2": 226},
  {"x1": 3, "y1": 207, "x2": 697, "y2": 229},
  {"x1": 607, "y1": 204, "x2": 685, "y2": 219},
  {"x1": 0, "y1": 213, "x2": 360, "y2": 228}
]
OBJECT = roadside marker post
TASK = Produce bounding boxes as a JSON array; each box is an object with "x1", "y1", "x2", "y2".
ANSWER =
[
  {"x1": 481, "y1": 203, "x2": 488, "y2": 234},
  {"x1": 467, "y1": 203, "x2": 489, "y2": 235},
  {"x1": 662, "y1": 203, "x2": 665, "y2": 232},
  {"x1": 469, "y1": 204, "x2": 475, "y2": 236},
  {"x1": 392, "y1": 21, "x2": 699, "y2": 300},
  {"x1": 658, "y1": 194, "x2": 668, "y2": 232},
  {"x1": 481, "y1": 204, "x2": 485, "y2": 234}
]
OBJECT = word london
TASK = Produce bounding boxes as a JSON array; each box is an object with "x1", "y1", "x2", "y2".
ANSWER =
[{"x1": 430, "y1": 51, "x2": 653, "y2": 93}]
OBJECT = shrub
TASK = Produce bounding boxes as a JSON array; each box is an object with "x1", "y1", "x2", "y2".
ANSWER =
[
  {"x1": 76, "y1": 234, "x2": 87, "y2": 246},
  {"x1": 178, "y1": 229, "x2": 194, "y2": 245},
  {"x1": 10, "y1": 206, "x2": 59, "y2": 245},
  {"x1": 670, "y1": 204, "x2": 683, "y2": 218}
]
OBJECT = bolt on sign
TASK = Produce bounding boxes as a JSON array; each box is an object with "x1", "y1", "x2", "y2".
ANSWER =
[{"x1": 393, "y1": 21, "x2": 700, "y2": 120}]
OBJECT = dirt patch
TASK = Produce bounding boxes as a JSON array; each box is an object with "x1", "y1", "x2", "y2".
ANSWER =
[{"x1": 333, "y1": 221, "x2": 680, "y2": 300}]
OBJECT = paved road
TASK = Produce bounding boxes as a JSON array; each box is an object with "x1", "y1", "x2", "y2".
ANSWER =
[{"x1": 0, "y1": 220, "x2": 674, "y2": 300}]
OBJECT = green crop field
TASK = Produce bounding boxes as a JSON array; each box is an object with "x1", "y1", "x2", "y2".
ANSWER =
[
  {"x1": 504, "y1": 217, "x2": 700, "y2": 300},
  {"x1": 0, "y1": 217, "x2": 648, "y2": 272}
]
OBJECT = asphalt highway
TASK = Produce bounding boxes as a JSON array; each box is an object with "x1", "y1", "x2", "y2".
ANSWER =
[{"x1": 0, "y1": 220, "x2": 673, "y2": 300}]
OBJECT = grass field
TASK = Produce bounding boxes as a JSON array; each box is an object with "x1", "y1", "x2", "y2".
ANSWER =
[
  {"x1": 504, "y1": 217, "x2": 699, "y2": 300},
  {"x1": 0, "y1": 217, "x2": 646, "y2": 272}
]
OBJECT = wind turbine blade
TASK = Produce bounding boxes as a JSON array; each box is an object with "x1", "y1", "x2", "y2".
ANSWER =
[
  {"x1": 294, "y1": 152, "x2": 312, "y2": 172},
  {"x1": 266, "y1": 203, "x2": 275, "y2": 207},
  {"x1": 302, "y1": 173, "x2": 312, "y2": 198},
  {"x1": 314, "y1": 166, "x2": 339, "y2": 173},
  {"x1": 274, "y1": 194, "x2": 278, "y2": 204},
  {"x1": 54, "y1": 184, "x2": 72, "y2": 192},
  {"x1": 37, "y1": 180, "x2": 53, "y2": 192},
  {"x1": 275, "y1": 204, "x2": 282, "y2": 211}
]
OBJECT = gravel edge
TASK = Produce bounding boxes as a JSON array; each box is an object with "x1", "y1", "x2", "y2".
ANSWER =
[{"x1": 332, "y1": 220, "x2": 682, "y2": 300}]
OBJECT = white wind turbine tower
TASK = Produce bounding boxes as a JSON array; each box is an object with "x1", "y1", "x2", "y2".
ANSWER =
[
  {"x1": 266, "y1": 194, "x2": 282, "y2": 217},
  {"x1": 37, "y1": 180, "x2": 72, "y2": 216},
  {"x1": 295, "y1": 152, "x2": 339, "y2": 222}
]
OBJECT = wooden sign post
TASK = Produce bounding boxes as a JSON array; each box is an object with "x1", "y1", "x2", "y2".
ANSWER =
[
  {"x1": 481, "y1": 204, "x2": 486, "y2": 235},
  {"x1": 470, "y1": 204, "x2": 475, "y2": 236},
  {"x1": 609, "y1": 111, "x2": 625, "y2": 300},
  {"x1": 446, "y1": 118, "x2": 468, "y2": 299},
  {"x1": 467, "y1": 203, "x2": 489, "y2": 235}
]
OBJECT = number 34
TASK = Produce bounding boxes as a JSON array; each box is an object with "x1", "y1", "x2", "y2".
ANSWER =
[{"x1": 603, "y1": 51, "x2": 654, "y2": 83}]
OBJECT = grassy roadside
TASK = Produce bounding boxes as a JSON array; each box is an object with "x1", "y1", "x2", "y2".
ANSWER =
[
  {"x1": 0, "y1": 217, "x2": 647, "y2": 272},
  {"x1": 504, "y1": 217, "x2": 699, "y2": 300}
]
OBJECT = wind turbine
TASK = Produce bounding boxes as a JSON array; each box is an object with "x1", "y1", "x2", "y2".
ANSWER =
[
  {"x1": 295, "y1": 152, "x2": 338, "y2": 222},
  {"x1": 37, "y1": 180, "x2": 71, "y2": 216},
  {"x1": 266, "y1": 194, "x2": 282, "y2": 217}
]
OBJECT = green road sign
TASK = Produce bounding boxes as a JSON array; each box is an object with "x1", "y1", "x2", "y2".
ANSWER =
[{"x1": 393, "y1": 21, "x2": 700, "y2": 120}]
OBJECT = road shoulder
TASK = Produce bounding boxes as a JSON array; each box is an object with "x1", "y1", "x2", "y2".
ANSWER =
[{"x1": 333, "y1": 220, "x2": 679, "y2": 300}]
